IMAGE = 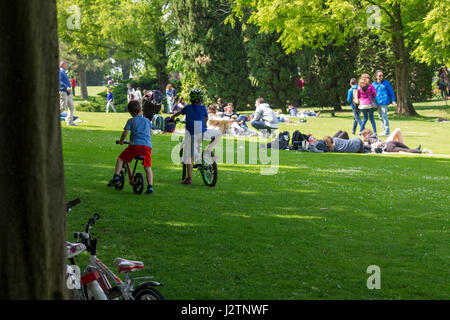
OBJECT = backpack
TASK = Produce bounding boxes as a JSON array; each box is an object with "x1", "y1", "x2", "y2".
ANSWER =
[
  {"x1": 352, "y1": 89, "x2": 359, "y2": 108},
  {"x1": 164, "y1": 116, "x2": 176, "y2": 133},
  {"x1": 150, "y1": 90, "x2": 164, "y2": 106},
  {"x1": 152, "y1": 114, "x2": 165, "y2": 131},
  {"x1": 291, "y1": 130, "x2": 309, "y2": 150},
  {"x1": 267, "y1": 131, "x2": 290, "y2": 150}
]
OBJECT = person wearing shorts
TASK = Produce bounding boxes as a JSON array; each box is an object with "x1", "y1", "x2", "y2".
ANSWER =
[
  {"x1": 170, "y1": 88, "x2": 221, "y2": 185},
  {"x1": 107, "y1": 100, "x2": 154, "y2": 194}
]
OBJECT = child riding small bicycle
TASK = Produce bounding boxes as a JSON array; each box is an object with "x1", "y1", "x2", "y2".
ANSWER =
[
  {"x1": 107, "y1": 100, "x2": 154, "y2": 194},
  {"x1": 169, "y1": 88, "x2": 221, "y2": 185}
]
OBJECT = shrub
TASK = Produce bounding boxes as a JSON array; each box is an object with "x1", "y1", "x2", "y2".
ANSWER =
[{"x1": 77, "y1": 97, "x2": 105, "y2": 112}]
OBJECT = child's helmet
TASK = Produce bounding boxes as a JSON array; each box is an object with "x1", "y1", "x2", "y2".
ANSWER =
[{"x1": 190, "y1": 88, "x2": 204, "y2": 103}]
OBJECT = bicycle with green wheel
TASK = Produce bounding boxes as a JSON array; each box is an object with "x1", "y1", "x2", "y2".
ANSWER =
[{"x1": 171, "y1": 119, "x2": 218, "y2": 187}]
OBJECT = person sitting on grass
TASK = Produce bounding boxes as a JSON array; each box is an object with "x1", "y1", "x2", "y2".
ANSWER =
[
  {"x1": 170, "y1": 88, "x2": 222, "y2": 185},
  {"x1": 361, "y1": 128, "x2": 433, "y2": 154},
  {"x1": 288, "y1": 105, "x2": 298, "y2": 117},
  {"x1": 250, "y1": 97, "x2": 279, "y2": 137},
  {"x1": 107, "y1": 100, "x2": 154, "y2": 194},
  {"x1": 207, "y1": 104, "x2": 234, "y2": 134}
]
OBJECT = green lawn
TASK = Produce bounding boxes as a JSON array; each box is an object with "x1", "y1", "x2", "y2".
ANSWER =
[{"x1": 63, "y1": 97, "x2": 449, "y2": 300}]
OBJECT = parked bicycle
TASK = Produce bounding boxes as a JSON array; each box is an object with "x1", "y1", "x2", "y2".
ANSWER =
[{"x1": 66, "y1": 198, "x2": 165, "y2": 300}]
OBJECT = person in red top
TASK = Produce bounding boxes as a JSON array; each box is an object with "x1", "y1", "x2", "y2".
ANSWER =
[
  {"x1": 296, "y1": 77, "x2": 304, "y2": 107},
  {"x1": 70, "y1": 77, "x2": 77, "y2": 96}
]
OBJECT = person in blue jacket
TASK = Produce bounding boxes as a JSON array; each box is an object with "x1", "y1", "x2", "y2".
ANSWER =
[
  {"x1": 59, "y1": 60, "x2": 76, "y2": 125},
  {"x1": 347, "y1": 78, "x2": 362, "y2": 135},
  {"x1": 372, "y1": 70, "x2": 396, "y2": 136}
]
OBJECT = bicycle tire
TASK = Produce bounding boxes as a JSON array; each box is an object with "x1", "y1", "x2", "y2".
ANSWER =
[
  {"x1": 133, "y1": 287, "x2": 165, "y2": 300},
  {"x1": 132, "y1": 173, "x2": 145, "y2": 194},
  {"x1": 201, "y1": 151, "x2": 217, "y2": 187}
]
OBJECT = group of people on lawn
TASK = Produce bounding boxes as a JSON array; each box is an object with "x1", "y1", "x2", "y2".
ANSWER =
[{"x1": 58, "y1": 60, "x2": 434, "y2": 192}]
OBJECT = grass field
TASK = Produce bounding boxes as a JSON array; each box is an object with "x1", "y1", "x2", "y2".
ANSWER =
[{"x1": 63, "y1": 90, "x2": 449, "y2": 300}]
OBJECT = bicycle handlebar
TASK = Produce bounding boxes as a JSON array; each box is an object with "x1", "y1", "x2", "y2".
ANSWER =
[
  {"x1": 116, "y1": 140, "x2": 130, "y2": 145},
  {"x1": 66, "y1": 198, "x2": 80, "y2": 211},
  {"x1": 84, "y1": 213, "x2": 101, "y2": 233}
]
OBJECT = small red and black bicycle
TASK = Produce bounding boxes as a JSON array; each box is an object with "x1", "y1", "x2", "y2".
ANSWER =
[{"x1": 114, "y1": 140, "x2": 146, "y2": 194}]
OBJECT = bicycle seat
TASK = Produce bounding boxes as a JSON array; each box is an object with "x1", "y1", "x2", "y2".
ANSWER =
[
  {"x1": 66, "y1": 242, "x2": 86, "y2": 259},
  {"x1": 113, "y1": 258, "x2": 144, "y2": 273},
  {"x1": 135, "y1": 155, "x2": 144, "y2": 161}
]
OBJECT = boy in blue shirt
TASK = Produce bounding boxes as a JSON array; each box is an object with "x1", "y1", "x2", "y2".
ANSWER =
[
  {"x1": 346, "y1": 78, "x2": 362, "y2": 135},
  {"x1": 106, "y1": 88, "x2": 116, "y2": 113},
  {"x1": 169, "y1": 88, "x2": 221, "y2": 185},
  {"x1": 107, "y1": 100, "x2": 154, "y2": 194}
]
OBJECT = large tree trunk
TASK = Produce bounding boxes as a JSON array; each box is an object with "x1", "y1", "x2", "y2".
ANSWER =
[
  {"x1": 391, "y1": 4, "x2": 418, "y2": 116},
  {"x1": 78, "y1": 64, "x2": 89, "y2": 100},
  {"x1": 154, "y1": 27, "x2": 169, "y2": 92},
  {"x1": 0, "y1": 0, "x2": 67, "y2": 299}
]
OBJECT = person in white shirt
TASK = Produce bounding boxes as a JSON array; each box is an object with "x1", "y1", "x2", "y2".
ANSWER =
[{"x1": 250, "y1": 97, "x2": 279, "y2": 136}]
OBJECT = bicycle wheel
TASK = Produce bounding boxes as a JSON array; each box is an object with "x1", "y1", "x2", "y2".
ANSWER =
[
  {"x1": 115, "y1": 169, "x2": 125, "y2": 190},
  {"x1": 201, "y1": 151, "x2": 217, "y2": 187},
  {"x1": 133, "y1": 287, "x2": 165, "y2": 300},
  {"x1": 132, "y1": 173, "x2": 145, "y2": 194}
]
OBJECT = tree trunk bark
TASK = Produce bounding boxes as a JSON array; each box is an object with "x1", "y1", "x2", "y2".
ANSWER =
[
  {"x1": 0, "y1": 0, "x2": 67, "y2": 299},
  {"x1": 154, "y1": 27, "x2": 169, "y2": 92},
  {"x1": 78, "y1": 64, "x2": 89, "y2": 100},
  {"x1": 122, "y1": 60, "x2": 131, "y2": 80},
  {"x1": 391, "y1": 4, "x2": 417, "y2": 116}
]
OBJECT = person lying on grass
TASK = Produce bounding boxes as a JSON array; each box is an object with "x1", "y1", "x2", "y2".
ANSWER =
[
  {"x1": 361, "y1": 128, "x2": 434, "y2": 154},
  {"x1": 169, "y1": 88, "x2": 222, "y2": 185},
  {"x1": 323, "y1": 135, "x2": 365, "y2": 153},
  {"x1": 107, "y1": 100, "x2": 154, "y2": 194}
]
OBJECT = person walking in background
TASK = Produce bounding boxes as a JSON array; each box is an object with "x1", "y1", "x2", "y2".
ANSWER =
[
  {"x1": 372, "y1": 70, "x2": 396, "y2": 136},
  {"x1": 347, "y1": 78, "x2": 362, "y2": 135},
  {"x1": 296, "y1": 77, "x2": 304, "y2": 107},
  {"x1": 59, "y1": 60, "x2": 76, "y2": 126},
  {"x1": 165, "y1": 83, "x2": 177, "y2": 114},
  {"x1": 438, "y1": 66, "x2": 449, "y2": 100},
  {"x1": 70, "y1": 76, "x2": 77, "y2": 97},
  {"x1": 106, "y1": 88, "x2": 116, "y2": 113},
  {"x1": 127, "y1": 83, "x2": 135, "y2": 103},
  {"x1": 134, "y1": 87, "x2": 142, "y2": 104},
  {"x1": 357, "y1": 74, "x2": 377, "y2": 134}
]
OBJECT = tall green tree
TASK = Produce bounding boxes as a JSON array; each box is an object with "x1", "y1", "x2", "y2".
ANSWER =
[
  {"x1": 245, "y1": 26, "x2": 300, "y2": 112},
  {"x1": 58, "y1": 0, "x2": 109, "y2": 98},
  {"x1": 298, "y1": 38, "x2": 358, "y2": 111},
  {"x1": 229, "y1": 0, "x2": 441, "y2": 116},
  {"x1": 174, "y1": 0, "x2": 251, "y2": 108}
]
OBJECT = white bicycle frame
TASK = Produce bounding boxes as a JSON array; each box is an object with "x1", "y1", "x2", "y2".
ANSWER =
[{"x1": 86, "y1": 254, "x2": 155, "y2": 300}]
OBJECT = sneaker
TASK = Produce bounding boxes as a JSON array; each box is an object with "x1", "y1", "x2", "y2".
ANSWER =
[
  {"x1": 422, "y1": 148, "x2": 434, "y2": 155},
  {"x1": 107, "y1": 176, "x2": 120, "y2": 187},
  {"x1": 67, "y1": 122, "x2": 78, "y2": 126},
  {"x1": 145, "y1": 187, "x2": 154, "y2": 194},
  {"x1": 180, "y1": 178, "x2": 192, "y2": 185}
]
